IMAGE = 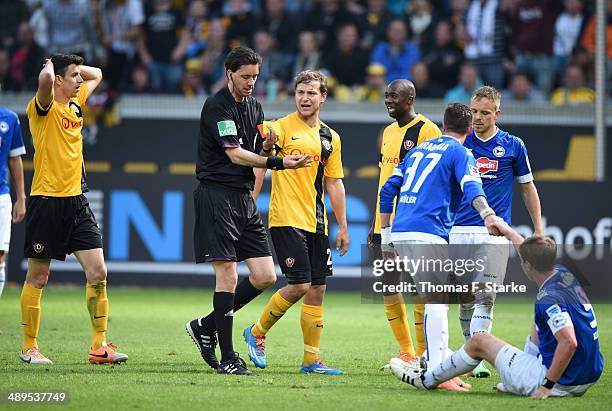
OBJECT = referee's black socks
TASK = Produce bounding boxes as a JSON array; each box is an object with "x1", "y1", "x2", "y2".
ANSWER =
[
  {"x1": 201, "y1": 278, "x2": 263, "y2": 330},
  {"x1": 214, "y1": 291, "x2": 235, "y2": 362}
]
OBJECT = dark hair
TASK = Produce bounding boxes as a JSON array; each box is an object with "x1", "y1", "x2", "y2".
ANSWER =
[
  {"x1": 443, "y1": 103, "x2": 472, "y2": 135},
  {"x1": 224, "y1": 46, "x2": 262, "y2": 72},
  {"x1": 50, "y1": 53, "x2": 84, "y2": 77},
  {"x1": 519, "y1": 236, "x2": 557, "y2": 272},
  {"x1": 294, "y1": 70, "x2": 327, "y2": 94}
]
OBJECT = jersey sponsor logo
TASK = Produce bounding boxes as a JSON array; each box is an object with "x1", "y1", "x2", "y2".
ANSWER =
[
  {"x1": 476, "y1": 157, "x2": 498, "y2": 175},
  {"x1": 381, "y1": 156, "x2": 400, "y2": 165},
  {"x1": 0, "y1": 121, "x2": 8, "y2": 134},
  {"x1": 289, "y1": 148, "x2": 328, "y2": 164},
  {"x1": 493, "y1": 145, "x2": 505, "y2": 157},
  {"x1": 61, "y1": 117, "x2": 83, "y2": 130},
  {"x1": 217, "y1": 120, "x2": 238, "y2": 137},
  {"x1": 545, "y1": 304, "x2": 562, "y2": 317},
  {"x1": 285, "y1": 257, "x2": 295, "y2": 268}
]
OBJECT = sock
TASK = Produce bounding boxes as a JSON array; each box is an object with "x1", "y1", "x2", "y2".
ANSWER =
[
  {"x1": 200, "y1": 277, "x2": 263, "y2": 331},
  {"x1": 21, "y1": 282, "x2": 42, "y2": 352},
  {"x1": 0, "y1": 262, "x2": 5, "y2": 298},
  {"x1": 459, "y1": 303, "x2": 474, "y2": 341},
  {"x1": 424, "y1": 346, "x2": 480, "y2": 388},
  {"x1": 413, "y1": 303, "x2": 426, "y2": 356},
  {"x1": 213, "y1": 292, "x2": 235, "y2": 362},
  {"x1": 384, "y1": 303, "x2": 415, "y2": 356},
  {"x1": 471, "y1": 303, "x2": 493, "y2": 336},
  {"x1": 252, "y1": 291, "x2": 294, "y2": 336},
  {"x1": 86, "y1": 281, "x2": 109, "y2": 350},
  {"x1": 423, "y1": 304, "x2": 449, "y2": 368},
  {"x1": 301, "y1": 303, "x2": 323, "y2": 366}
]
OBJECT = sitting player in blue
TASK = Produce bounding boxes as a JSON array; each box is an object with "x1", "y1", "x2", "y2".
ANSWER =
[{"x1": 391, "y1": 229, "x2": 604, "y2": 399}]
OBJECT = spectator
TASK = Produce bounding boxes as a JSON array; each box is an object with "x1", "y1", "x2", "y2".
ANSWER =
[
  {"x1": 181, "y1": 58, "x2": 206, "y2": 97},
  {"x1": 224, "y1": 0, "x2": 257, "y2": 47},
  {"x1": 8, "y1": 22, "x2": 44, "y2": 91},
  {"x1": 553, "y1": 0, "x2": 586, "y2": 81},
  {"x1": 550, "y1": 64, "x2": 595, "y2": 106},
  {"x1": 179, "y1": 0, "x2": 210, "y2": 60},
  {"x1": 139, "y1": 0, "x2": 186, "y2": 93},
  {"x1": 504, "y1": 71, "x2": 545, "y2": 103},
  {"x1": 43, "y1": 0, "x2": 97, "y2": 60},
  {"x1": 463, "y1": 0, "x2": 510, "y2": 89},
  {"x1": 444, "y1": 61, "x2": 482, "y2": 103},
  {"x1": 28, "y1": 0, "x2": 49, "y2": 49},
  {"x1": 449, "y1": 0, "x2": 470, "y2": 49},
  {"x1": 423, "y1": 19, "x2": 463, "y2": 91},
  {"x1": 199, "y1": 18, "x2": 230, "y2": 94},
  {"x1": 359, "y1": 0, "x2": 395, "y2": 50},
  {"x1": 291, "y1": 30, "x2": 322, "y2": 79},
  {"x1": 0, "y1": 49, "x2": 19, "y2": 92},
  {"x1": 580, "y1": 0, "x2": 612, "y2": 93},
  {"x1": 99, "y1": 0, "x2": 145, "y2": 95},
  {"x1": 411, "y1": 61, "x2": 444, "y2": 98},
  {"x1": 511, "y1": 0, "x2": 561, "y2": 95},
  {"x1": 370, "y1": 19, "x2": 420, "y2": 82},
  {"x1": 0, "y1": 0, "x2": 30, "y2": 49},
  {"x1": 335, "y1": 63, "x2": 387, "y2": 103},
  {"x1": 304, "y1": 0, "x2": 356, "y2": 52},
  {"x1": 252, "y1": 30, "x2": 290, "y2": 99},
  {"x1": 257, "y1": 0, "x2": 298, "y2": 54},
  {"x1": 129, "y1": 64, "x2": 154, "y2": 94},
  {"x1": 405, "y1": 0, "x2": 437, "y2": 53},
  {"x1": 322, "y1": 23, "x2": 369, "y2": 88}
]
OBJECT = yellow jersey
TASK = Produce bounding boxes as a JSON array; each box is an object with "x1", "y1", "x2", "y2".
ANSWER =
[
  {"x1": 374, "y1": 113, "x2": 441, "y2": 234},
  {"x1": 26, "y1": 84, "x2": 89, "y2": 197},
  {"x1": 266, "y1": 112, "x2": 344, "y2": 234}
]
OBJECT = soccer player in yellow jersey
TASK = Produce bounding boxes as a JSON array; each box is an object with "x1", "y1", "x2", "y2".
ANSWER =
[
  {"x1": 20, "y1": 54, "x2": 127, "y2": 365},
  {"x1": 244, "y1": 70, "x2": 349, "y2": 374},
  {"x1": 366, "y1": 79, "x2": 441, "y2": 366}
]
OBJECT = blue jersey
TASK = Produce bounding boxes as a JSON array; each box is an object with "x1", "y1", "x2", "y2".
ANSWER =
[
  {"x1": 380, "y1": 135, "x2": 485, "y2": 243},
  {"x1": 534, "y1": 265, "x2": 604, "y2": 386},
  {"x1": 0, "y1": 108, "x2": 26, "y2": 195},
  {"x1": 454, "y1": 128, "x2": 532, "y2": 226}
]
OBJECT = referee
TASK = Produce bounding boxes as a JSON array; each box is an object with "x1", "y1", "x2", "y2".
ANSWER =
[{"x1": 186, "y1": 46, "x2": 311, "y2": 375}]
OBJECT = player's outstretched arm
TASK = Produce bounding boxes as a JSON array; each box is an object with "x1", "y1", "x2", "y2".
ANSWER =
[
  {"x1": 532, "y1": 326, "x2": 578, "y2": 400},
  {"x1": 326, "y1": 177, "x2": 349, "y2": 256},
  {"x1": 520, "y1": 181, "x2": 544, "y2": 236},
  {"x1": 79, "y1": 65, "x2": 103, "y2": 97},
  {"x1": 37, "y1": 58, "x2": 55, "y2": 108},
  {"x1": 225, "y1": 146, "x2": 312, "y2": 169}
]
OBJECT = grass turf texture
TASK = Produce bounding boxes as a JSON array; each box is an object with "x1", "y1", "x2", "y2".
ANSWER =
[{"x1": 0, "y1": 286, "x2": 610, "y2": 410}]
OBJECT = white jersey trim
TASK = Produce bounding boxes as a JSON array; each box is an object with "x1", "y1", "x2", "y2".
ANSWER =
[
  {"x1": 460, "y1": 175, "x2": 482, "y2": 191},
  {"x1": 450, "y1": 226, "x2": 489, "y2": 234},
  {"x1": 515, "y1": 173, "x2": 534, "y2": 183},
  {"x1": 9, "y1": 146, "x2": 26, "y2": 157},
  {"x1": 391, "y1": 232, "x2": 448, "y2": 244}
]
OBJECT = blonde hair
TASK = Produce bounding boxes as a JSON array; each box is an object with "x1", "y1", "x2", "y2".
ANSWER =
[{"x1": 472, "y1": 86, "x2": 501, "y2": 110}]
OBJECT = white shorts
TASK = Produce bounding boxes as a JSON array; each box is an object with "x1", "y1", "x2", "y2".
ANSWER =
[
  {"x1": 0, "y1": 194, "x2": 11, "y2": 252},
  {"x1": 449, "y1": 226, "x2": 510, "y2": 285},
  {"x1": 495, "y1": 344, "x2": 595, "y2": 397}
]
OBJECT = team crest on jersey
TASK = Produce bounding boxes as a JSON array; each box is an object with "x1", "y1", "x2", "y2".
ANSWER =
[
  {"x1": 285, "y1": 257, "x2": 295, "y2": 268},
  {"x1": 0, "y1": 121, "x2": 8, "y2": 134},
  {"x1": 493, "y1": 145, "x2": 505, "y2": 157},
  {"x1": 322, "y1": 139, "x2": 332, "y2": 151},
  {"x1": 476, "y1": 157, "x2": 498, "y2": 174},
  {"x1": 403, "y1": 139, "x2": 414, "y2": 151},
  {"x1": 33, "y1": 243, "x2": 44, "y2": 253}
]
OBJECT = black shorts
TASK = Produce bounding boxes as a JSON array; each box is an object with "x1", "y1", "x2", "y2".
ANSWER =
[
  {"x1": 193, "y1": 183, "x2": 271, "y2": 263},
  {"x1": 270, "y1": 226, "x2": 332, "y2": 285},
  {"x1": 24, "y1": 195, "x2": 103, "y2": 261}
]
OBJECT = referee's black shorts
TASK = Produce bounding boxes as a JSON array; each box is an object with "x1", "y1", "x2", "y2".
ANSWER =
[
  {"x1": 270, "y1": 226, "x2": 332, "y2": 285},
  {"x1": 193, "y1": 183, "x2": 271, "y2": 263},
  {"x1": 24, "y1": 194, "x2": 103, "y2": 260}
]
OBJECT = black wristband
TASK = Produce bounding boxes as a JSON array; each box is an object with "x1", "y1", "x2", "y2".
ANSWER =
[
  {"x1": 266, "y1": 156, "x2": 285, "y2": 170},
  {"x1": 542, "y1": 377, "x2": 555, "y2": 389}
]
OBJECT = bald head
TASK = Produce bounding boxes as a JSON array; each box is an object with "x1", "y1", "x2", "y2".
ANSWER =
[
  {"x1": 389, "y1": 79, "x2": 415, "y2": 99},
  {"x1": 385, "y1": 79, "x2": 417, "y2": 123}
]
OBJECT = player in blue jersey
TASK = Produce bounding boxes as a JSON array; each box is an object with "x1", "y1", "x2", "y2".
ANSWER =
[
  {"x1": 0, "y1": 107, "x2": 26, "y2": 299},
  {"x1": 379, "y1": 103, "x2": 506, "y2": 390},
  {"x1": 392, "y1": 230, "x2": 603, "y2": 399},
  {"x1": 450, "y1": 86, "x2": 543, "y2": 377}
]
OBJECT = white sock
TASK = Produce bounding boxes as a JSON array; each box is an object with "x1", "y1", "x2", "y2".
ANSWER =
[
  {"x1": 424, "y1": 304, "x2": 449, "y2": 368},
  {"x1": 424, "y1": 346, "x2": 480, "y2": 388},
  {"x1": 459, "y1": 303, "x2": 474, "y2": 341},
  {"x1": 471, "y1": 303, "x2": 493, "y2": 335},
  {"x1": 0, "y1": 262, "x2": 5, "y2": 298}
]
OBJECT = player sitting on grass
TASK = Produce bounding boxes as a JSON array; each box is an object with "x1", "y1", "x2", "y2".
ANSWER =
[{"x1": 391, "y1": 230, "x2": 604, "y2": 399}]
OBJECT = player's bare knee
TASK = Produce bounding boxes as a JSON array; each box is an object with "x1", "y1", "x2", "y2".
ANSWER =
[
  {"x1": 27, "y1": 270, "x2": 49, "y2": 288},
  {"x1": 286, "y1": 283, "x2": 310, "y2": 299},
  {"x1": 251, "y1": 269, "x2": 276, "y2": 289},
  {"x1": 86, "y1": 263, "x2": 107, "y2": 283}
]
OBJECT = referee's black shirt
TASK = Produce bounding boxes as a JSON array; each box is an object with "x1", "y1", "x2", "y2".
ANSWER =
[{"x1": 196, "y1": 86, "x2": 264, "y2": 191}]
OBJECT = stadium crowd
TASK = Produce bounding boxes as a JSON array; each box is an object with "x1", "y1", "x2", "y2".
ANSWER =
[{"x1": 0, "y1": 0, "x2": 610, "y2": 107}]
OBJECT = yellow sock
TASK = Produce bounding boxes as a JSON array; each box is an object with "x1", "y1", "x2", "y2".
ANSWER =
[
  {"x1": 414, "y1": 303, "x2": 426, "y2": 356},
  {"x1": 301, "y1": 303, "x2": 323, "y2": 366},
  {"x1": 21, "y1": 282, "x2": 42, "y2": 352},
  {"x1": 251, "y1": 291, "x2": 294, "y2": 336},
  {"x1": 86, "y1": 281, "x2": 109, "y2": 350},
  {"x1": 384, "y1": 303, "x2": 415, "y2": 356}
]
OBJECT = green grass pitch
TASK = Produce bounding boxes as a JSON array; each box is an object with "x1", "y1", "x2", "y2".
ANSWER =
[{"x1": 0, "y1": 286, "x2": 610, "y2": 410}]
